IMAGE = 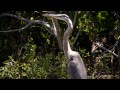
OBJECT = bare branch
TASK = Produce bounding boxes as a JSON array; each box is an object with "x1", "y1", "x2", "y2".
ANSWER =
[
  {"x1": 0, "y1": 13, "x2": 54, "y2": 33},
  {"x1": 73, "y1": 11, "x2": 79, "y2": 27},
  {"x1": 0, "y1": 20, "x2": 52, "y2": 33},
  {"x1": 72, "y1": 11, "x2": 82, "y2": 47},
  {"x1": 0, "y1": 13, "x2": 30, "y2": 23},
  {"x1": 72, "y1": 28, "x2": 81, "y2": 47},
  {"x1": 0, "y1": 22, "x2": 32, "y2": 32},
  {"x1": 95, "y1": 43, "x2": 119, "y2": 58},
  {"x1": 42, "y1": 23, "x2": 54, "y2": 35}
]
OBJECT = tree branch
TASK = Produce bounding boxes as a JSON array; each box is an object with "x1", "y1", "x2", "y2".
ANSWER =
[
  {"x1": 0, "y1": 13, "x2": 54, "y2": 33},
  {"x1": 0, "y1": 22, "x2": 33, "y2": 32},
  {"x1": 73, "y1": 11, "x2": 79, "y2": 27},
  {"x1": 95, "y1": 43, "x2": 119, "y2": 58},
  {"x1": 0, "y1": 13, "x2": 30, "y2": 22},
  {"x1": 72, "y1": 12, "x2": 82, "y2": 47},
  {"x1": 72, "y1": 28, "x2": 81, "y2": 47}
]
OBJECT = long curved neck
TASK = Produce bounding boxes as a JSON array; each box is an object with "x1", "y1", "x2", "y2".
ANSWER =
[{"x1": 63, "y1": 19, "x2": 73, "y2": 59}]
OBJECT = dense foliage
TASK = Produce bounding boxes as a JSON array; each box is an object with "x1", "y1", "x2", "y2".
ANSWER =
[{"x1": 0, "y1": 11, "x2": 120, "y2": 79}]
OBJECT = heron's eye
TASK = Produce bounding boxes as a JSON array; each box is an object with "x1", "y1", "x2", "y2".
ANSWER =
[
  {"x1": 65, "y1": 16, "x2": 69, "y2": 18},
  {"x1": 63, "y1": 15, "x2": 68, "y2": 18}
]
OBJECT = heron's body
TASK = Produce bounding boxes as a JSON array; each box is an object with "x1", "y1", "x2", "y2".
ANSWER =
[
  {"x1": 43, "y1": 13, "x2": 87, "y2": 79},
  {"x1": 67, "y1": 50, "x2": 87, "y2": 79}
]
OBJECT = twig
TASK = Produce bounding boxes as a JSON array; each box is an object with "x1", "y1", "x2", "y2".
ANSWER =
[{"x1": 95, "y1": 43, "x2": 119, "y2": 58}]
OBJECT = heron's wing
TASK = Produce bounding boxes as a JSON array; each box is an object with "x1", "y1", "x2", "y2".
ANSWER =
[{"x1": 67, "y1": 55, "x2": 87, "y2": 79}]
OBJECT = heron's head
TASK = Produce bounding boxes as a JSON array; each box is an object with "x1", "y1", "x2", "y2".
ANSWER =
[{"x1": 42, "y1": 14, "x2": 69, "y2": 22}]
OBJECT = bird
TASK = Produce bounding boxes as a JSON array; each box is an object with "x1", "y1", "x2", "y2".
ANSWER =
[{"x1": 43, "y1": 14, "x2": 87, "y2": 79}]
